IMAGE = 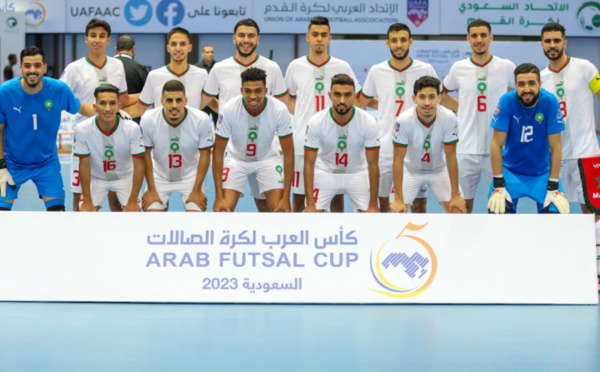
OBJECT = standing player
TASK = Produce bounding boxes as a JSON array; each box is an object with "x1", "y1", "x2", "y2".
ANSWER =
[
  {"x1": 141, "y1": 80, "x2": 214, "y2": 212},
  {"x1": 357, "y1": 23, "x2": 437, "y2": 212},
  {"x1": 285, "y1": 16, "x2": 361, "y2": 212},
  {"x1": 74, "y1": 84, "x2": 145, "y2": 212},
  {"x1": 212, "y1": 68, "x2": 293, "y2": 212},
  {"x1": 441, "y1": 19, "x2": 515, "y2": 213},
  {"x1": 389, "y1": 76, "x2": 465, "y2": 213},
  {"x1": 61, "y1": 18, "x2": 138, "y2": 211},
  {"x1": 304, "y1": 74, "x2": 380, "y2": 213},
  {"x1": 539, "y1": 22, "x2": 600, "y2": 280},
  {"x1": 488, "y1": 63, "x2": 569, "y2": 214},
  {"x1": 127, "y1": 27, "x2": 215, "y2": 117},
  {"x1": 201, "y1": 18, "x2": 291, "y2": 212},
  {"x1": 0, "y1": 46, "x2": 93, "y2": 211}
]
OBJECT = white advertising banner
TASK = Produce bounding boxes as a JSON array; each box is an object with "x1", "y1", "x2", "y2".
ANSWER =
[
  {"x1": 0, "y1": 12, "x2": 24, "y2": 74},
  {"x1": 0, "y1": 213, "x2": 597, "y2": 304},
  {"x1": 441, "y1": 0, "x2": 600, "y2": 36}
]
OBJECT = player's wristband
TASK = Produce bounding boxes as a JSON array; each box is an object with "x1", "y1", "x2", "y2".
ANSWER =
[
  {"x1": 547, "y1": 179, "x2": 559, "y2": 191},
  {"x1": 493, "y1": 176, "x2": 506, "y2": 188},
  {"x1": 0, "y1": 159, "x2": 6, "y2": 169}
]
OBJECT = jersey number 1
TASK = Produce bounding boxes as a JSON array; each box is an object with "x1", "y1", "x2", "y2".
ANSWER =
[{"x1": 32, "y1": 114, "x2": 38, "y2": 130}]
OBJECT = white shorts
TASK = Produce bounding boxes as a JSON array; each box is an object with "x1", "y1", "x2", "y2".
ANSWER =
[
  {"x1": 457, "y1": 153, "x2": 493, "y2": 199},
  {"x1": 390, "y1": 167, "x2": 452, "y2": 206},
  {"x1": 222, "y1": 157, "x2": 284, "y2": 196},
  {"x1": 380, "y1": 169, "x2": 427, "y2": 199},
  {"x1": 292, "y1": 155, "x2": 305, "y2": 195},
  {"x1": 147, "y1": 176, "x2": 205, "y2": 211},
  {"x1": 560, "y1": 158, "x2": 585, "y2": 203},
  {"x1": 70, "y1": 153, "x2": 82, "y2": 193},
  {"x1": 314, "y1": 170, "x2": 370, "y2": 211},
  {"x1": 84, "y1": 176, "x2": 136, "y2": 208}
]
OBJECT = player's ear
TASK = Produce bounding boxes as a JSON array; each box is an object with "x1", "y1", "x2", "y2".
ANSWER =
[
  {"x1": 184, "y1": 97, "x2": 188, "y2": 105},
  {"x1": 412, "y1": 95, "x2": 417, "y2": 104},
  {"x1": 489, "y1": 34, "x2": 494, "y2": 42}
]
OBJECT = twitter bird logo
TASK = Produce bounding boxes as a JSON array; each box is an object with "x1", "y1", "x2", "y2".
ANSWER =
[{"x1": 125, "y1": 0, "x2": 153, "y2": 26}]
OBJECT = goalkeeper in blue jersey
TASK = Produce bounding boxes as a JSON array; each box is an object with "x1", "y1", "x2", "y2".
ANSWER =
[
  {"x1": 0, "y1": 46, "x2": 93, "y2": 211},
  {"x1": 488, "y1": 63, "x2": 569, "y2": 214}
]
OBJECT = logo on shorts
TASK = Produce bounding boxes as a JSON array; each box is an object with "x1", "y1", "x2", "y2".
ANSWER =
[{"x1": 370, "y1": 222, "x2": 437, "y2": 298}]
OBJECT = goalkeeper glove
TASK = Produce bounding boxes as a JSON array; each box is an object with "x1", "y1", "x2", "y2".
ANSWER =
[
  {"x1": 543, "y1": 179, "x2": 570, "y2": 214},
  {"x1": 488, "y1": 176, "x2": 513, "y2": 214},
  {"x1": 0, "y1": 159, "x2": 16, "y2": 198},
  {"x1": 117, "y1": 110, "x2": 133, "y2": 120}
]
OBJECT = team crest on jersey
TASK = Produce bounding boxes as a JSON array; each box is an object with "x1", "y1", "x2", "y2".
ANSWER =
[
  {"x1": 494, "y1": 104, "x2": 501, "y2": 115},
  {"x1": 535, "y1": 113, "x2": 544, "y2": 124},
  {"x1": 44, "y1": 100, "x2": 53, "y2": 111},
  {"x1": 217, "y1": 114, "x2": 223, "y2": 126},
  {"x1": 394, "y1": 122, "x2": 400, "y2": 133}
]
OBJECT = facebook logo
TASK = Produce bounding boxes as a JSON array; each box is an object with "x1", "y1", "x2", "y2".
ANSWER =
[{"x1": 156, "y1": 0, "x2": 185, "y2": 26}]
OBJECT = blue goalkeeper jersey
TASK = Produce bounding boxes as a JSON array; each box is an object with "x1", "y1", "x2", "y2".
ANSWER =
[
  {"x1": 0, "y1": 77, "x2": 80, "y2": 167},
  {"x1": 491, "y1": 88, "x2": 564, "y2": 176}
]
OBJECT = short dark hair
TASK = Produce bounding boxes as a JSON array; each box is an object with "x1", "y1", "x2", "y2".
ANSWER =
[
  {"x1": 514, "y1": 63, "x2": 541, "y2": 81},
  {"x1": 20, "y1": 46, "x2": 45, "y2": 64},
  {"x1": 387, "y1": 23, "x2": 412, "y2": 39},
  {"x1": 241, "y1": 67, "x2": 267, "y2": 85},
  {"x1": 309, "y1": 16, "x2": 329, "y2": 31},
  {"x1": 86, "y1": 18, "x2": 111, "y2": 37},
  {"x1": 116, "y1": 35, "x2": 135, "y2": 51},
  {"x1": 468, "y1": 19, "x2": 491, "y2": 34},
  {"x1": 331, "y1": 73, "x2": 355, "y2": 90},
  {"x1": 8, "y1": 53, "x2": 16, "y2": 61},
  {"x1": 234, "y1": 18, "x2": 260, "y2": 35},
  {"x1": 202, "y1": 44, "x2": 213, "y2": 51},
  {"x1": 541, "y1": 22, "x2": 566, "y2": 37},
  {"x1": 94, "y1": 84, "x2": 119, "y2": 100},
  {"x1": 167, "y1": 27, "x2": 191, "y2": 43},
  {"x1": 162, "y1": 79, "x2": 186, "y2": 95},
  {"x1": 413, "y1": 76, "x2": 440, "y2": 95}
]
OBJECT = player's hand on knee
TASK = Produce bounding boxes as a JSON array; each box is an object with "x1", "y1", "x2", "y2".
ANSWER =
[
  {"x1": 389, "y1": 199, "x2": 408, "y2": 213},
  {"x1": 303, "y1": 204, "x2": 318, "y2": 213},
  {"x1": 365, "y1": 204, "x2": 381, "y2": 213},
  {"x1": 186, "y1": 191, "x2": 207, "y2": 212},
  {"x1": 543, "y1": 179, "x2": 570, "y2": 214},
  {"x1": 449, "y1": 195, "x2": 467, "y2": 213},
  {"x1": 79, "y1": 199, "x2": 96, "y2": 212},
  {"x1": 488, "y1": 176, "x2": 512, "y2": 214},
  {"x1": 142, "y1": 190, "x2": 163, "y2": 210},
  {"x1": 273, "y1": 197, "x2": 291, "y2": 212},
  {"x1": 213, "y1": 197, "x2": 231, "y2": 212},
  {"x1": 123, "y1": 199, "x2": 141, "y2": 212},
  {"x1": 0, "y1": 160, "x2": 16, "y2": 198},
  {"x1": 117, "y1": 110, "x2": 133, "y2": 120}
]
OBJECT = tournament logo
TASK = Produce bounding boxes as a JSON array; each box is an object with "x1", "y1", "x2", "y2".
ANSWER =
[
  {"x1": 125, "y1": 0, "x2": 153, "y2": 27},
  {"x1": 5, "y1": 17, "x2": 17, "y2": 28},
  {"x1": 370, "y1": 222, "x2": 437, "y2": 298},
  {"x1": 156, "y1": 0, "x2": 185, "y2": 27},
  {"x1": 577, "y1": 2, "x2": 600, "y2": 31},
  {"x1": 407, "y1": 0, "x2": 429, "y2": 28},
  {"x1": 25, "y1": 0, "x2": 46, "y2": 28}
]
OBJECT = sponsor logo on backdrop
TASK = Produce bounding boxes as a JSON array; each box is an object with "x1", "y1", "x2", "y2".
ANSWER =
[
  {"x1": 370, "y1": 222, "x2": 437, "y2": 298},
  {"x1": 577, "y1": 2, "x2": 600, "y2": 31},
  {"x1": 125, "y1": 0, "x2": 152, "y2": 26},
  {"x1": 25, "y1": 0, "x2": 46, "y2": 28},
  {"x1": 156, "y1": 0, "x2": 185, "y2": 26},
  {"x1": 407, "y1": 0, "x2": 428, "y2": 27},
  {"x1": 6, "y1": 16, "x2": 16, "y2": 27}
]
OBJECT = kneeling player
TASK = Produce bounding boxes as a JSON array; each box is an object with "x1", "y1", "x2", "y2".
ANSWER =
[
  {"x1": 488, "y1": 63, "x2": 569, "y2": 214},
  {"x1": 304, "y1": 74, "x2": 380, "y2": 213},
  {"x1": 74, "y1": 84, "x2": 145, "y2": 211},
  {"x1": 389, "y1": 76, "x2": 466, "y2": 213},
  {"x1": 212, "y1": 67, "x2": 294, "y2": 212},
  {"x1": 141, "y1": 80, "x2": 214, "y2": 212}
]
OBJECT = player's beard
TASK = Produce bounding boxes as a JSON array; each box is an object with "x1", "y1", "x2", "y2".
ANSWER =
[
  {"x1": 390, "y1": 47, "x2": 410, "y2": 61},
  {"x1": 24, "y1": 74, "x2": 42, "y2": 89},
  {"x1": 543, "y1": 47, "x2": 564, "y2": 61},
  {"x1": 236, "y1": 43, "x2": 257, "y2": 58},
  {"x1": 334, "y1": 103, "x2": 351, "y2": 116},
  {"x1": 518, "y1": 91, "x2": 540, "y2": 107}
]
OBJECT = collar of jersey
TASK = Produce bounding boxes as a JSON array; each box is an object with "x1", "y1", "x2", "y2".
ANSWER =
[
  {"x1": 469, "y1": 55, "x2": 493, "y2": 67},
  {"x1": 234, "y1": 54, "x2": 259, "y2": 67},
  {"x1": 243, "y1": 96, "x2": 268, "y2": 116},
  {"x1": 162, "y1": 107, "x2": 188, "y2": 127},
  {"x1": 85, "y1": 55, "x2": 107, "y2": 70},
  {"x1": 388, "y1": 57, "x2": 413, "y2": 73},
  {"x1": 330, "y1": 106, "x2": 355, "y2": 126},
  {"x1": 417, "y1": 113, "x2": 435, "y2": 128},
  {"x1": 95, "y1": 116, "x2": 119, "y2": 136},
  {"x1": 166, "y1": 63, "x2": 190, "y2": 77},
  {"x1": 549, "y1": 56, "x2": 570, "y2": 73},
  {"x1": 307, "y1": 55, "x2": 331, "y2": 67}
]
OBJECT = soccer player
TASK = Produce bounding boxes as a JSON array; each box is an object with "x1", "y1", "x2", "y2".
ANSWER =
[
  {"x1": 0, "y1": 46, "x2": 93, "y2": 211},
  {"x1": 212, "y1": 68, "x2": 293, "y2": 212},
  {"x1": 304, "y1": 74, "x2": 380, "y2": 213},
  {"x1": 389, "y1": 76, "x2": 465, "y2": 213},
  {"x1": 285, "y1": 16, "x2": 361, "y2": 212},
  {"x1": 488, "y1": 63, "x2": 569, "y2": 214},
  {"x1": 127, "y1": 27, "x2": 215, "y2": 117},
  {"x1": 74, "y1": 84, "x2": 145, "y2": 212},
  {"x1": 357, "y1": 23, "x2": 437, "y2": 213},
  {"x1": 61, "y1": 18, "x2": 138, "y2": 211},
  {"x1": 441, "y1": 19, "x2": 515, "y2": 213},
  {"x1": 141, "y1": 80, "x2": 214, "y2": 212}
]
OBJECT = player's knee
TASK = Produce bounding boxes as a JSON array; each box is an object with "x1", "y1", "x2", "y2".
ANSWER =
[{"x1": 44, "y1": 198, "x2": 65, "y2": 212}]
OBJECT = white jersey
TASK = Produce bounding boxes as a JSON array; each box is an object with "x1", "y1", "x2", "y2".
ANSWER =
[
  {"x1": 393, "y1": 105, "x2": 459, "y2": 172},
  {"x1": 139, "y1": 64, "x2": 208, "y2": 109},
  {"x1": 141, "y1": 107, "x2": 214, "y2": 182},
  {"x1": 541, "y1": 57, "x2": 600, "y2": 159},
  {"x1": 443, "y1": 55, "x2": 515, "y2": 155},
  {"x1": 285, "y1": 56, "x2": 361, "y2": 152},
  {"x1": 305, "y1": 107, "x2": 380, "y2": 174},
  {"x1": 216, "y1": 96, "x2": 292, "y2": 161},
  {"x1": 60, "y1": 56, "x2": 128, "y2": 124},
  {"x1": 73, "y1": 116, "x2": 145, "y2": 180},
  {"x1": 361, "y1": 58, "x2": 437, "y2": 162},
  {"x1": 203, "y1": 55, "x2": 288, "y2": 105}
]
